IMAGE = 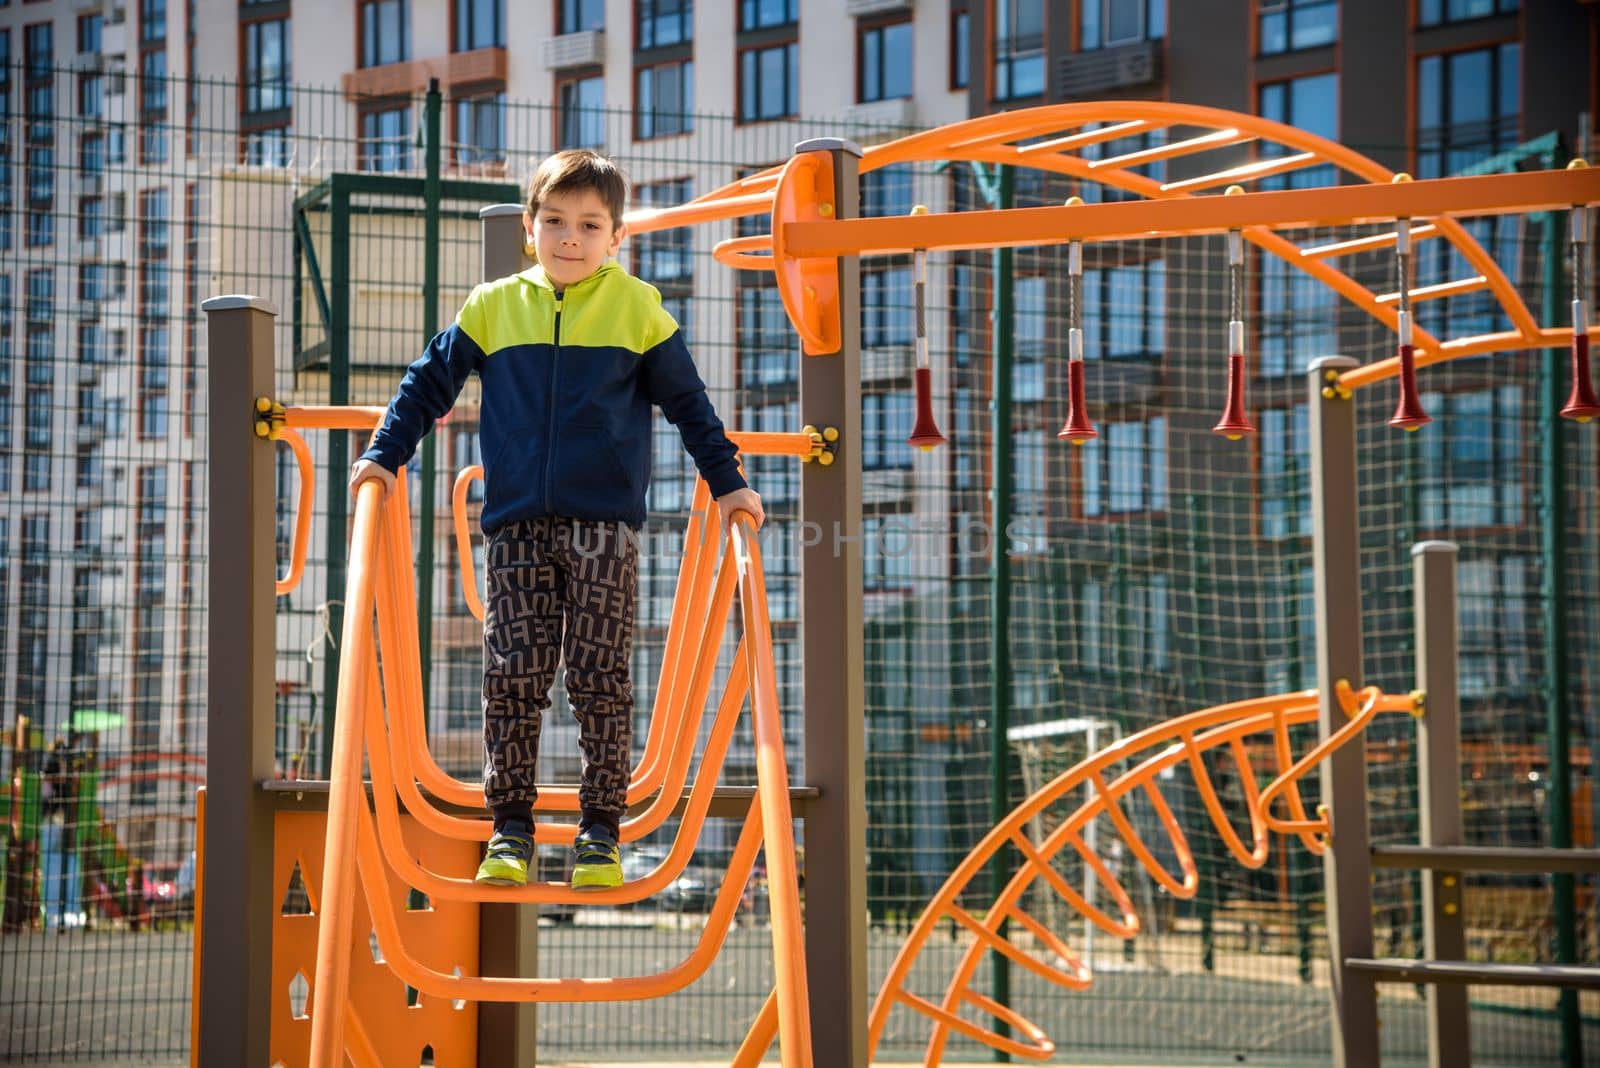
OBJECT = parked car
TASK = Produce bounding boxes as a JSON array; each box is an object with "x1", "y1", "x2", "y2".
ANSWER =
[{"x1": 141, "y1": 858, "x2": 194, "y2": 923}]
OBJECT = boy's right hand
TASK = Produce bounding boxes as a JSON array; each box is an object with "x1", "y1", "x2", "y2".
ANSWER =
[{"x1": 349, "y1": 459, "x2": 397, "y2": 501}]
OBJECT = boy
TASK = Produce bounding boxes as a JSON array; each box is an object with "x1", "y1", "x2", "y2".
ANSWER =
[{"x1": 349, "y1": 149, "x2": 762, "y2": 890}]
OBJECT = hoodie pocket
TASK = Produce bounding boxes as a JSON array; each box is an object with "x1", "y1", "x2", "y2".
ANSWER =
[{"x1": 558, "y1": 423, "x2": 634, "y2": 513}]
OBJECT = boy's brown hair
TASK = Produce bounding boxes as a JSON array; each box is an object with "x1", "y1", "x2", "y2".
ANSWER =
[{"x1": 524, "y1": 149, "x2": 628, "y2": 230}]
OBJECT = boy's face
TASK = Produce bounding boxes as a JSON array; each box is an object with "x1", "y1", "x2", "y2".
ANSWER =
[{"x1": 525, "y1": 188, "x2": 625, "y2": 292}]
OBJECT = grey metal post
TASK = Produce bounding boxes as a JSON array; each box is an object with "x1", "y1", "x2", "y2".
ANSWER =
[
  {"x1": 1413, "y1": 541, "x2": 1469, "y2": 1068},
  {"x1": 475, "y1": 204, "x2": 538, "y2": 1067},
  {"x1": 796, "y1": 137, "x2": 867, "y2": 1068},
  {"x1": 199, "y1": 295, "x2": 281, "y2": 1067},
  {"x1": 1307, "y1": 356, "x2": 1379, "y2": 1066}
]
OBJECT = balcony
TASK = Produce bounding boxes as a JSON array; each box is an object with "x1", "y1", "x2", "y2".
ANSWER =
[
  {"x1": 845, "y1": 0, "x2": 913, "y2": 15},
  {"x1": 843, "y1": 97, "x2": 916, "y2": 130},
  {"x1": 542, "y1": 31, "x2": 605, "y2": 71},
  {"x1": 1058, "y1": 39, "x2": 1163, "y2": 99},
  {"x1": 340, "y1": 48, "x2": 508, "y2": 101},
  {"x1": 72, "y1": 0, "x2": 104, "y2": 12}
]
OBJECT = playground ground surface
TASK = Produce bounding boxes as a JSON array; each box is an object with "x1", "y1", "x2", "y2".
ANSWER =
[{"x1": 5, "y1": 921, "x2": 1595, "y2": 1067}]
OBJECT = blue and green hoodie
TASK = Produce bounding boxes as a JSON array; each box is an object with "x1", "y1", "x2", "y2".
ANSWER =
[{"x1": 361, "y1": 260, "x2": 745, "y2": 532}]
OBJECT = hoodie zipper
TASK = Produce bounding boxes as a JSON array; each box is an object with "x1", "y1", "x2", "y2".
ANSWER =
[{"x1": 544, "y1": 298, "x2": 562, "y2": 515}]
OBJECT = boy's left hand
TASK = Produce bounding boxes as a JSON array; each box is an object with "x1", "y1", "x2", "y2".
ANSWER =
[{"x1": 715, "y1": 487, "x2": 765, "y2": 533}]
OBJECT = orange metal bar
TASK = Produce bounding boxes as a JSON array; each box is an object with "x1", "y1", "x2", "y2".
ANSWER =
[
  {"x1": 382, "y1": 472, "x2": 743, "y2": 840},
  {"x1": 864, "y1": 686, "x2": 1416, "y2": 1065},
  {"x1": 731, "y1": 514, "x2": 812, "y2": 1068},
  {"x1": 306, "y1": 479, "x2": 383, "y2": 1068},
  {"x1": 282, "y1": 405, "x2": 386, "y2": 431},
  {"x1": 451, "y1": 464, "x2": 485, "y2": 619},
  {"x1": 274, "y1": 430, "x2": 314, "y2": 596},
  {"x1": 1159, "y1": 151, "x2": 1322, "y2": 193},
  {"x1": 1375, "y1": 276, "x2": 1491, "y2": 305},
  {"x1": 623, "y1": 189, "x2": 773, "y2": 236},
  {"x1": 1014, "y1": 119, "x2": 1156, "y2": 156},
  {"x1": 775, "y1": 169, "x2": 1600, "y2": 258},
  {"x1": 1301, "y1": 224, "x2": 1441, "y2": 258},
  {"x1": 1089, "y1": 127, "x2": 1255, "y2": 170},
  {"x1": 1339, "y1": 327, "x2": 1585, "y2": 390}
]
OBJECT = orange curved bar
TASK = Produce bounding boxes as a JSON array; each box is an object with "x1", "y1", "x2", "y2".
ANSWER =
[
  {"x1": 354, "y1": 780, "x2": 768, "y2": 1002},
  {"x1": 282, "y1": 405, "x2": 387, "y2": 431},
  {"x1": 450, "y1": 464, "x2": 484, "y2": 619},
  {"x1": 771, "y1": 150, "x2": 840, "y2": 355},
  {"x1": 375, "y1": 477, "x2": 746, "y2": 848},
  {"x1": 867, "y1": 688, "x2": 1415, "y2": 1066},
  {"x1": 385, "y1": 466, "x2": 729, "y2": 819},
  {"x1": 623, "y1": 189, "x2": 775, "y2": 235},
  {"x1": 1338, "y1": 327, "x2": 1585, "y2": 390},
  {"x1": 1182, "y1": 729, "x2": 1270, "y2": 868},
  {"x1": 1259, "y1": 683, "x2": 1417, "y2": 842},
  {"x1": 730, "y1": 513, "x2": 812, "y2": 1068},
  {"x1": 274, "y1": 430, "x2": 315, "y2": 596},
  {"x1": 307, "y1": 479, "x2": 384, "y2": 1068},
  {"x1": 710, "y1": 234, "x2": 775, "y2": 271}
]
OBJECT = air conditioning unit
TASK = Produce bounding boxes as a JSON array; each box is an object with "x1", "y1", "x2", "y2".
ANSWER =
[
  {"x1": 845, "y1": 0, "x2": 912, "y2": 16},
  {"x1": 1058, "y1": 40, "x2": 1162, "y2": 99},
  {"x1": 542, "y1": 30, "x2": 605, "y2": 71}
]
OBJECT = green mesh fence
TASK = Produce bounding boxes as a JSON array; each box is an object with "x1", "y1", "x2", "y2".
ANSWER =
[{"x1": 1, "y1": 63, "x2": 1596, "y2": 1064}]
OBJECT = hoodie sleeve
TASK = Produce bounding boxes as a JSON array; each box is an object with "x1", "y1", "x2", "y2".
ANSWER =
[
  {"x1": 359, "y1": 288, "x2": 488, "y2": 473},
  {"x1": 640, "y1": 326, "x2": 747, "y2": 498}
]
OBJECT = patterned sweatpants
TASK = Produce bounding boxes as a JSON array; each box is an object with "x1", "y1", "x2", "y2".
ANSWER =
[{"x1": 481, "y1": 516, "x2": 638, "y2": 837}]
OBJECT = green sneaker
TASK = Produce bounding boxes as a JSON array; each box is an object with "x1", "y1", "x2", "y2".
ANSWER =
[
  {"x1": 475, "y1": 822, "x2": 534, "y2": 887},
  {"x1": 571, "y1": 828, "x2": 622, "y2": 890}
]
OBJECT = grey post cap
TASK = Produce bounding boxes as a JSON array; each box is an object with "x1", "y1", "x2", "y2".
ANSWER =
[
  {"x1": 1307, "y1": 355, "x2": 1359, "y2": 372},
  {"x1": 200, "y1": 295, "x2": 279, "y2": 316},
  {"x1": 480, "y1": 203, "x2": 525, "y2": 219},
  {"x1": 1411, "y1": 540, "x2": 1460, "y2": 557},
  {"x1": 794, "y1": 138, "x2": 865, "y2": 158}
]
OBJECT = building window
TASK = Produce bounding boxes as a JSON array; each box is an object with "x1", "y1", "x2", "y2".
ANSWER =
[
  {"x1": 24, "y1": 22, "x2": 52, "y2": 79},
  {"x1": 1011, "y1": 274, "x2": 1046, "y2": 401},
  {"x1": 243, "y1": 18, "x2": 291, "y2": 114},
  {"x1": 140, "y1": 325, "x2": 170, "y2": 438},
  {"x1": 1419, "y1": 385, "x2": 1523, "y2": 529},
  {"x1": 737, "y1": 280, "x2": 794, "y2": 390},
  {"x1": 1458, "y1": 555, "x2": 1531, "y2": 698},
  {"x1": 559, "y1": 0, "x2": 604, "y2": 33},
  {"x1": 455, "y1": 0, "x2": 504, "y2": 51},
  {"x1": 1258, "y1": 72, "x2": 1339, "y2": 187},
  {"x1": 636, "y1": 61, "x2": 692, "y2": 139},
  {"x1": 78, "y1": 13, "x2": 103, "y2": 55},
  {"x1": 1258, "y1": 254, "x2": 1337, "y2": 376},
  {"x1": 951, "y1": 8, "x2": 970, "y2": 90},
  {"x1": 557, "y1": 72, "x2": 605, "y2": 148},
  {"x1": 454, "y1": 89, "x2": 505, "y2": 164},
  {"x1": 739, "y1": 42, "x2": 797, "y2": 122},
  {"x1": 1079, "y1": 0, "x2": 1165, "y2": 51},
  {"x1": 140, "y1": 187, "x2": 170, "y2": 256},
  {"x1": 79, "y1": 73, "x2": 104, "y2": 118},
  {"x1": 993, "y1": 0, "x2": 1043, "y2": 99},
  {"x1": 1258, "y1": 404, "x2": 1310, "y2": 539},
  {"x1": 740, "y1": 0, "x2": 796, "y2": 31},
  {"x1": 1258, "y1": 0, "x2": 1337, "y2": 55},
  {"x1": 1419, "y1": 0, "x2": 1517, "y2": 27},
  {"x1": 360, "y1": 0, "x2": 409, "y2": 68},
  {"x1": 1077, "y1": 573, "x2": 1170, "y2": 672},
  {"x1": 639, "y1": 0, "x2": 692, "y2": 48},
  {"x1": 862, "y1": 265, "x2": 914, "y2": 351},
  {"x1": 633, "y1": 178, "x2": 693, "y2": 284},
  {"x1": 142, "y1": 0, "x2": 167, "y2": 44},
  {"x1": 360, "y1": 105, "x2": 411, "y2": 171},
  {"x1": 243, "y1": 128, "x2": 290, "y2": 166},
  {"x1": 859, "y1": 19, "x2": 912, "y2": 102},
  {"x1": 863, "y1": 393, "x2": 914, "y2": 471},
  {"x1": 1079, "y1": 416, "x2": 1168, "y2": 518},
  {"x1": 26, "y1": 268, "x2": 52, "y2": 321},
  {"x1": 1417, "y1": 43, "x2": 1519, "y2": 179},
  {"x1": 1083, "y1": 256, "x2": 1165, "y2": 360}
]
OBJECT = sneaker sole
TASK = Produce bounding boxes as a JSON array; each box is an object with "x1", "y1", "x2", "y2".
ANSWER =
[
  {"x1": 475, "y1": 874, "x2": 526, "y2": 887},
  {"x1": 571, "y1": 868, "x2": 623, "y2": 890}
]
